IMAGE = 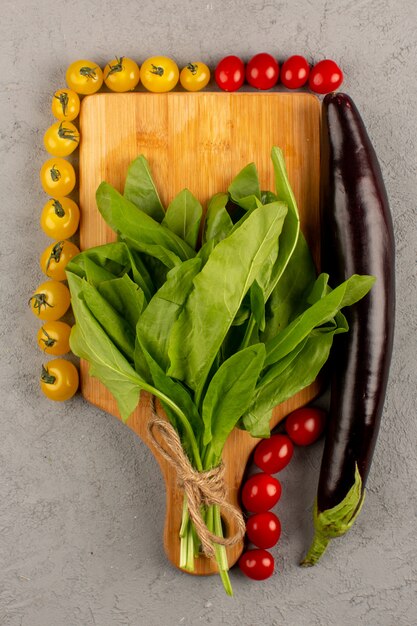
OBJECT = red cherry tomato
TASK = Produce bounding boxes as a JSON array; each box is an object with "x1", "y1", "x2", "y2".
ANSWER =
[
  {"x1": 239, "y1": 549, "x2": 274, "y2": 580},
  {"x1": 285, "y1": 407, "x2": 327, "y2": 446},
  {"x1": 246, "y1": 53, "x2": 279, "y2": 90},
  {"x1": 280, "y1": 55, "x2": 310, "y2": 89},
  {"x1": 308, "y1": 59, "x2": 343, "y2": 94},
  {"x1": 241, "y1": 473, "x2": 281, "y2": 513},
  {"x1": 246, "y1": 512, "x2": 281, "y2": 549},
  {"x1": 254, "y1": 434, "x2": 294, "y2": 474},
  {"x1": 214, "y1": 55, "x2": 245, "y2": 92}
]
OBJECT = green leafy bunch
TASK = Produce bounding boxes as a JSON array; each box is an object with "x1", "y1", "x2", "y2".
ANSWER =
[{"x1": 66, "y1": 147, "x2": 374, "y2": 594}]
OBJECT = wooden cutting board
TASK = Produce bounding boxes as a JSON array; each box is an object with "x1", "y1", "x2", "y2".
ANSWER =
[{"x1": 78, "y1": 92, "x2": 321, "y2": 575}]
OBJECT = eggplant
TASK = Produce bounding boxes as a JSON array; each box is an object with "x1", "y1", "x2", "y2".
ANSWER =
[{"x1": 301, "y1": 93, "x2": 395, "y2": 566}]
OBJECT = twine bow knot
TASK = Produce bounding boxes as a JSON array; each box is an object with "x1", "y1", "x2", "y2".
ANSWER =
[{"x1": 147, "y1": 398, "x2": 246, "y2": 559}]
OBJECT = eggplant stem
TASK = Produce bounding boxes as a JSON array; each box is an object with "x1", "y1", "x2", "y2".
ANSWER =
[
  {"x1": 300, "y1": 532, "x2": 330, "y2": 567},
  {"x1": 300, "y1": 464, "x2": 365, "y2": 567}
]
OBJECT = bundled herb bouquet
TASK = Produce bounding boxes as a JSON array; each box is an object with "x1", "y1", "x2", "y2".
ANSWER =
[{"x1": 66, "y1": 147, "x2": 374, "y2": 594}]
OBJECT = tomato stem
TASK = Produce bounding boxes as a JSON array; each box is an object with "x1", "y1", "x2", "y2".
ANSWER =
[
  {"x1": 46, "y1": 241, "x2": 64, "y2": 271},
  {"x1": 79, "y1": 66, "x2": 98, "y2": 81},
  {"x1": 52, "y1": 199, "x2": 65, "y2": 217},
  {"x1": 50, "y1": 165, "x2": 61, "y2": 182},
  {"x1": 187, "y1": 63, "x2": 198, "y2": 75},
  {"x1": 105, "y1": 56, "x2": 124, "y2": 79},
  {"x1": 29, "y1": 293, "x2": 53, "y2": 315},
  {"x1": 58, "y1": 122, "x2": 79, "y2": 143},
  {"x1": 54, "y1": 92, "x2": 69, "y2": 117},
  {"x1": 150, "y1": 64, "x2": 164, "y2": 76},
  {"x1": 40, "y1": 327, "x2": 56, "y2": 349},
  {"x1": 41, "y1": 364, "x2": 56, "y2": 385}
]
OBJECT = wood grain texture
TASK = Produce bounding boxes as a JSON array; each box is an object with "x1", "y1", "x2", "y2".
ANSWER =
[{"x1": 78, "y1": 92, "x2": 321, "y2": 575}]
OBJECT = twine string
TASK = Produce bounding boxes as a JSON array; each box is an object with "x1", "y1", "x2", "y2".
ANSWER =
[{"x1": 147, "y1": 397, "x2": 246, "y2": 559}]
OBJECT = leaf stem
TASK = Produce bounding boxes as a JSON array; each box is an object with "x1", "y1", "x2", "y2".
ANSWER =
[
  {"x1": 146, "y1": 384, "x2": 203, "y2": 471},
  {"x1": 240, "y1": 314, "x2": 256, "y2": 350},
  {"x1": 179, "y1": 495, "x2": 189, "y2": 537},
  {"x1": 213, "y1": 504, "x2": 233, "y2": 596},
  {"x1": 202, "y1": 444, "x2": 218, "y2": 470},
  {"x1": 179, "y1": 520, "x2": 189, "y2": 569},
  {"x1": 186, "y1": 525, "x2": 195, "y2": 571}
]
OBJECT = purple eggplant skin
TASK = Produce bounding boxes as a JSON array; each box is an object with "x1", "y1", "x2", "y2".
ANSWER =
[{"x1": 318, "y1": 92, "x2": 395, "y2": 513}]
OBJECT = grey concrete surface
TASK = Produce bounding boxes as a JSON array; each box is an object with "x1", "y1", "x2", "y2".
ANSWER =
[{"x1": 1, "y1": 1, "x2": 416, "y2": 625}]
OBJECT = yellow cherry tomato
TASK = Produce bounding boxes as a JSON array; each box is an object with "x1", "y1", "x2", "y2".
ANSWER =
[
  {"x1": 40, "y1": 158, "x2": 76, "y2": 196},
  {"x1": 29, "y1": 280, "x2": 71, "y2": 321},
  {"x1": 51, "y1": 89, "x2": 80, "y2": 121},
  {"x1": 40, "y1": 358, "x2": 79, "y2": 401},
  {"x1": 40, "y1": 197, "x2": 80, "y2": 239},
  {"x1": 66, "y1": 59, "x2": 103, "y2": 95},
  {"x1": 180, "y1": 62, "x2": 211, "y2": 92},
  {"x1": 40, "y1": 240, "x2": 80, "y2": 281},
  {"x1": 140, "y1": 56, "x2": 179, "y2": 93},
  {"x1": 44, "y1": 121, "x2": 80, "y2": 157},
  {"x1": 37, "y1": 321, "x2": 71, "y2": 356},
  {"x1": 103, "y1": 56, "x2": 140, "y2": 92}
]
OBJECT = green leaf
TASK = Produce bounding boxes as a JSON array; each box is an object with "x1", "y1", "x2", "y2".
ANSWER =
[
  {"x1": 307, "y1": 273, "x2": 330, "y2": 304},
  {"x1": 261, "y1": 190, "x2": 279, "y2": 204},
  {"x1": 133, "y1": 336, "x2": 153, "y2": 384},
  {"x1": 241, "y1": 269, "x2": 363, "y2": 438},
  {"x1": 83, "y1": 256, "x2": 118, "y2": 284},
  {"x1": 123, "y1": 155, "x2": 165, "y2": 222},
  {"x1": 261, "y1": 232, "x2": 317, "y2": 342},
  {"x1": 264, "y1": 274, "x2": 375, "y2": 367},
  {"x1": 232, "y1": 199, "x2": 289, "y2": 348},
  {"x1": 243, "y1": 329, "x2": 336, "y2": 437},
  {"x1": 70, "y1": 324, "x2": 141, "y2": 421},
  {"x1": 259, "y1": 336, "x2": 309, "y2": 388},
  {"x1": 126, "y1": 249, "x2": 154, "y2": 301},
  {"x1": 228, "y1": 162, "x2": 261, "y2": 209},
  {"x1": 132, "y1": 252, "x2": 167, "y2": 292},
  {"x1": 66, "y1": 241, "x2": 154, "y2": 302},
  {"x1": 136, "y1": 258, "x2": 202, "y2": 372},
  {"x1": 139, "y1": 346, "x2": 203, "y2": 444},
  {"x1": 197, "y1": 239, "x2": 216, "y2": 266},
  {"x1": 241, "y1": 408, "x2": 271, "y2": 439},
  {"x1": 78, "y1": 278, "x2": 136, "y2": 362},
  {"x1": 238, "y1": 337, "x2": 308, "y2": 436},
  {"x1": 232, "y1": 303, "x2": 251, "y2": 327},
  {"x1": 261, "y1": 147, "x2": 301, "y2": 301},
  {"x1": 98, "y1": 273, "x2": 145, "y2": 332},
  {"x1": 67, "y1": 242, "x2": 129, "y2": 280},
  {"x1": 238, "y1": 147, "x2": 300, "y2": 327},
  {"x1": 202, "y1": 193, "x2": 233, "y2": 245},
  {"x1": 246, "y1": 200, "x2": 287, "y2": 305},
  {"x1": 202, "y1": 344, "x2": 265, "y2": 457},
  {"x1": 96, "y1": 182, "x2": 196, "y2": 268},
  {"x1": 232, "y1": 195, "x2": 263, "y2": 211},
  {"x1": 168, "y1": 201, "x2": 288, "y2": 403},
  {"x1": 249, "y1": 280, "x2": 266, "y2": 332},
  {"x1": 162, "y1": 189, "x2": 202, "y2": 249},
  {"x1": 67, "y1": 272, "x2": 147, "y2": 422}
]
